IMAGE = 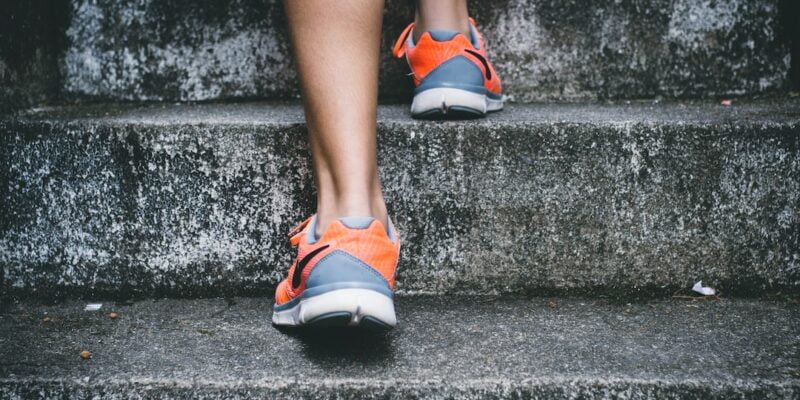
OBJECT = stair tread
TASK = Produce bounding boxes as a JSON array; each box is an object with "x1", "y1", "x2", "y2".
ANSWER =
[
  {"x1": 12, "y1": 99, "x2": 800, "y2": 126},
  {"x1": 1, "y1": 296, "x2": 798, "y2": 398}
]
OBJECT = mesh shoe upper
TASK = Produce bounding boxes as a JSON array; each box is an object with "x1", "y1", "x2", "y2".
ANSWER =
[
  {"x1": 274, "y1": 216, "x2": 400, "y2": 306},
  {"x1": 393, "y1": 18, "x2": 502, "y2": 96}
]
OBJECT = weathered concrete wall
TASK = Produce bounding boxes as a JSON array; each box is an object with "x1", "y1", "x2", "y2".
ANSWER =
[
  {"x1": 1, "y1": 101, "x2": 798, "y2": 298},
  {"x1": 61, "y1": 0, "x2": 791, "y2": 103},
  {"x1": 1, "y1": 0, "x2": 793, "y2": 111},
  {"x1": 63, "y1": 0, "x2": 296, "y2": 102}
]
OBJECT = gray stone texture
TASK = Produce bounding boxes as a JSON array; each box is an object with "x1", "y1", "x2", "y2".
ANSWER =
[
  {"x1": 62, "y1": 0, "x2": 793, "y2": 101},
  {"x1": 0, "y1": 0, "x2": 793, "y2": 113},
  {"x1": 1, "y1": 296, "x2": 798, "y2": 399},
  {"x1": 1, "y1": 101, "x2": 798, "y2": 298}
]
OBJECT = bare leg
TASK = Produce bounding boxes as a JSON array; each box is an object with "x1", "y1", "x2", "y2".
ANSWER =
[
  {"x1": 414, "y1": 0, "x2": 470, "y2": 42},
  {"x1": 283, "y1": 0, "x2": 388, "y2": 235}
]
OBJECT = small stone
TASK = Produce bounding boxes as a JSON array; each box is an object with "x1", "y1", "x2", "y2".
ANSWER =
[
  {"x1": 42, "y1": 316, "x2": 51, "y2": 323},
  {"x1": 548, "y1": 301, "x2": 557, "y2": 308},
  {"x1": 109, "y1": 312, "x2": 118, "y2": 320},
  {"x1": 79, "y1": 350, "x2": 91, "y2": 360}
]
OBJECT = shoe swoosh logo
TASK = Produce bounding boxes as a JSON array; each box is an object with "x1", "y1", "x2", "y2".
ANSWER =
[
  {"x1": 291, "y1": 244, "x2": 330, "y2": 289},
  {"x1": 464, "y1": 49, "x2": 492, "y2": 81}
]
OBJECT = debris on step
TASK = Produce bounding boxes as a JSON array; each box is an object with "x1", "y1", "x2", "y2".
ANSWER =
[
  {"x1": 84, "y1": 303, "x2": 102, "y2": 311},
  {"x1": 671, "y1": 281, "x2": 721, "y2": 300},
  {"x1": 692, "y1": 281, "x2": 716, "y2": 296}
]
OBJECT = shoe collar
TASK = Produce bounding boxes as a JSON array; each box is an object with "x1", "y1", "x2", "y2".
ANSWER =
[
  {"x1": 392, "y1": 17, "x2": 481, "y2": 58},
  {"x1": 290, "y1": 215, "x2": 396, "y2": 245}
]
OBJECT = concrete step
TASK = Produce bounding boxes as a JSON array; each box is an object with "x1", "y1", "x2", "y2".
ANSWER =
[
  {"x1": 1, "y1": 100, "x2": 798, "y2": 298},
  {"x1": 1, "y1": 296, "x2": 798, "y2": 399},
  {"x1": 2, "y1": 0, "x2": 794, "y2": 113}
]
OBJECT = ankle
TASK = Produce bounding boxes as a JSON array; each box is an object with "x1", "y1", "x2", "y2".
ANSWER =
[
  {"x1": 413, "y1": 0, "x2": 470, "y2": 42},
  {"x1": 413, "y1": 17, "x2": 470, "y2": 42}
]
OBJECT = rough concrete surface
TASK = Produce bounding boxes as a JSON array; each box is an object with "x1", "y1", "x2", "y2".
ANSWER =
[
  {"x1": 1, "y1": 100, "x2": 798, "y2": 299},
  {"x1": 2, "y1": 0, "x2": 794, "y2": 113},
  {"x1": 0, "y1": 296, "x2": 798, "y2": 399},
  {"x1": 55, "y1": 0, "x2": 795, "y2": 102}
]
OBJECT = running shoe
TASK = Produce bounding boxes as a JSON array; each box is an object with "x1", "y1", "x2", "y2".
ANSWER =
[
  {"x1": 272, "y1": 215, "x2": 401, "y2": 330},
  {"x1": 393, "y1": 18, "x2": 503, "y2": 119}
]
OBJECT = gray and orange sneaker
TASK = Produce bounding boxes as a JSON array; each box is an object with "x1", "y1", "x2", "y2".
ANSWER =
[
  {"x1": 272, "y1": 215, "x2": 401, "y2": 330},
  {"x1": 393, "y1": 18, "x2": 503, "y2": 118}
]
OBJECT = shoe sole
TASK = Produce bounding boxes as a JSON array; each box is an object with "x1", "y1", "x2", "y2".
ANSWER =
[
  {"x1": 411, "y1": 87, "x2": 503, "y2": 119},
  {"x1": 272, "y1": 288, "x2": 396, "y2": 330}
]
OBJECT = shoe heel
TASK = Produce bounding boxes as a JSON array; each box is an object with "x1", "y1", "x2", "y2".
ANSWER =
[
  {"x1": 411, "y1": 87, "x2": 489, "y2": 118},
  {"x1": 272, "y1": 250, "x2": 396, "y2": 329},
  {"x1": 302, "y1": 288, "x2": 397, "y2": 329}
]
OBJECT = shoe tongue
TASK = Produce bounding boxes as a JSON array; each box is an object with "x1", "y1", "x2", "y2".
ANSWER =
[{"x1": 427, "y1": 30, "x2": 461, "y2": 42}]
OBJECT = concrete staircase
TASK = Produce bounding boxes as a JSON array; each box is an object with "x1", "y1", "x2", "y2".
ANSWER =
[{"x1": 1, "y1": 1, "x2": 799, "y2": 399}]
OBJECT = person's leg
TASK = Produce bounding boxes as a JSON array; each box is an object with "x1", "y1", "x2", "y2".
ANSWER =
[
  {"x1": 283, "y1": 0, "x2": 387, "y2": 236},
  {"x1": 413, "y1": 0, "x2": 470, "y2": 42},
  {"x1": 274, "y1": 0, "x2": 400, "y2": 330}
]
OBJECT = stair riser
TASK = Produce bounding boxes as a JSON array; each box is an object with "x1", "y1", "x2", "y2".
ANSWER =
[
  {"x1": 4, "y1": 0, "x2": 791, "y2": 114},
  {"x1": 61, "y1": 0, "x2": 791, "y2": 101},
  {"x1": 2, "y1": 119, "x2": 798, "y2": 297}
]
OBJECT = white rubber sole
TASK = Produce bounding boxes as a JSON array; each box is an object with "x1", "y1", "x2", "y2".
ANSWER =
[
  {"x1": 410, "y1": 87, "x2": 504, "y2": 118},
  {"x1": 272, "y1": 288, "x2": 397, "y2": 329}
]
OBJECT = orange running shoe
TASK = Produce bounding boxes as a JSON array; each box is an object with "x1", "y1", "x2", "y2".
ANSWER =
[
  {"x1": 393, "y1": 18, "x2": 503, "y2": 119},
  {"x1": 272, "y1": 215, "x2": 401, "y2": 329}
]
